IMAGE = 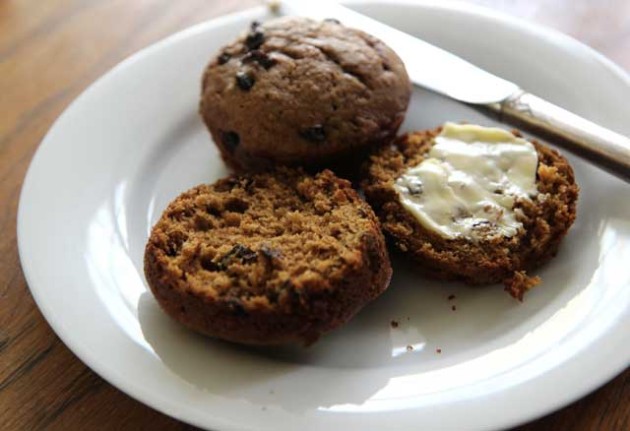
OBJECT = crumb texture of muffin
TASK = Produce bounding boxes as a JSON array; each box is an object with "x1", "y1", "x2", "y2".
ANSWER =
[
  {"x1": 362, "y1": 125, "x2": 579, "y2": 297},
  {"x1": 144, "y1": 168, "x2": 392, "y2": 344},
  {"x1": 199, "y1": 17, "x2": 411, "y2": 173}
]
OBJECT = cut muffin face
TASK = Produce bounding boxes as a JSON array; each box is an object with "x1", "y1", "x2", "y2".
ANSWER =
[
  {"x1": 362, "y1": 124, "x2": 579, "y2": 299},
  {"x1": 144, "y1": 168, "x2": 392, "y2": 345},
  {"x1": 199, "y1": 17, "x2": 411, "y2": 173}
]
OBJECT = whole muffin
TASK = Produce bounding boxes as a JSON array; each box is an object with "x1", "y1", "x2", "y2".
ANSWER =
[
  {"x1": 144, "y1": 168, "x2": 392, "y2": 345},
  {"x1": 199, "y1": 17, "x2": 411, "y2": 173},
  {"x1": 362, "y1": 124, "x2": 579, "y2": 300}
]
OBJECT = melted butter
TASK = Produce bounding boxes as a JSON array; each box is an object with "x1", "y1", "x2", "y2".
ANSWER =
[{"x1": 394, "y1": 123, "x2": 538, "y2": 240}]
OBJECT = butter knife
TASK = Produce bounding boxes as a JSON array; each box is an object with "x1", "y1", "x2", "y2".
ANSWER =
[{"x1": 276, "y1": 0, "x2": 630, "y2": 182}]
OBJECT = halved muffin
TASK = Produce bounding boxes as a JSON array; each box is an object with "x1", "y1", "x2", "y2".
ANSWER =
[
  {"x1": 144, "y1": 168, "x2": 392, "y2": 344},
  {"x1": 362, "y1": 123, "x2": 579, "y2": 299}
]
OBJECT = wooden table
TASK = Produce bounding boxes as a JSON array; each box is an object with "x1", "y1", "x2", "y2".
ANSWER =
[{"x1": 1, "y1": 0, "x2": 628, "y2": 429}]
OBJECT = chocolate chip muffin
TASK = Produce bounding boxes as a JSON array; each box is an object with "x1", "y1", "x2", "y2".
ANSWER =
[
  {"x1": 199, "y1": 17, "x2": 411, "y2": 174},
  {"x1": 362, "y1": 124, "x2": 579, "y2": 300},
  {"x1": 144, "y1": 168, "x2": 392, "y2": 345}
]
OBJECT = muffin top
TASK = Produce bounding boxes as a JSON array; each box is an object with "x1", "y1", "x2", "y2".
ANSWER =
[{"x1": 200, "y1": 16, "x2": 411, "y2": 168}]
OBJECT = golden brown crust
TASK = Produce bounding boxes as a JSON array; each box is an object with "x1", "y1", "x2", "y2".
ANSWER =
[
  {"x1": 144, "y1": 168, "x2": 392, "y2": 345},
  {"x1": 361, "y1": 126, "x2": 579, "y2": 292}
]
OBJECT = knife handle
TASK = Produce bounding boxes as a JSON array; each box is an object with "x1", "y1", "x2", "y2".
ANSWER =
[{"x1": 481, "y1": 91, "x2": 630, "y2": 182}]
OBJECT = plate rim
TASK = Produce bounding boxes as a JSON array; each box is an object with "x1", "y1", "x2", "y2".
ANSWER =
[{"x1": 17, "y1": 1, "x2": 630, "y2": 430}]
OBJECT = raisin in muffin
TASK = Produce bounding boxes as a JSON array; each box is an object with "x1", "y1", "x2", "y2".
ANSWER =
[
  {"x1": 362, "y1": 124, "x2": 579, "y2": 300},
  {"x1": 144, "y1": 168, "x2": 392, "y2": 345},
  {"x1": 199, "y1": 17, "x2": 411, "y2": 174}
]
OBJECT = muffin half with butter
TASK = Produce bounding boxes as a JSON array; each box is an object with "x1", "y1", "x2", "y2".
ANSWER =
[{"x1": 362, "y1": 123, "x2": 579, "y2": 300}]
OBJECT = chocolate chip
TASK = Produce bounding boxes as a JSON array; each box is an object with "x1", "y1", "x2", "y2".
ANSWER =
[
  {"x1": 220, "y1": 131, "x2": 240, "y2": 152},
  {"x1": 218, "y1": 244, "x2": 258, "y2": 269},
  {"x1": 218, "y1": 52, "x2": 231, "y2": 65},
  {"x1": 245, "y1": 30, "x2": 265, "y2": 50},
  {"x1": 324, "y1": 18, "x2": 341, "y2": 24},
  {"x1": 235, "y1": 71, "x2": 255, "y2": 91},
  {"x1": 165, "y1": 232, "x2": 187, "y2": 257},
  {"x1": 242, "y1": 50, "x2": 276, "y2": 69},
  {"x1": 240, "y1": 252, "x2": 258, "y2": 264},
  {"x1": 235, "y1": 244, "x2": 258, "y2": 263},
  {"x1": 299, "y1": 125, "x2": 326, "y2": 143},
  {"x1": 250, "y1": 20, "x2": 261, "y2": 31},
  {"x1": 260, "y1": 245, "x2": 281, "y2": 260},
  {"x1": 233, "y1": 244, "x2": 258, "y2": 262}
]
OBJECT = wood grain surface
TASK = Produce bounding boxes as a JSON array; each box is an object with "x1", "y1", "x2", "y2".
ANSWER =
[{"x1": 1, "y1": 0, "x2": 628, "y2": 430}]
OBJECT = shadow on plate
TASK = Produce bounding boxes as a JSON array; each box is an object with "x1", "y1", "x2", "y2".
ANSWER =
[{"x1": 138, "y1": 292, "x2": 392, "y2": 411}]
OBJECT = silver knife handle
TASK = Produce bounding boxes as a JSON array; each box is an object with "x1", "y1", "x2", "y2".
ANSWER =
[{"x1": 484, "y1": 91, "x2": 630, "y2": 182}]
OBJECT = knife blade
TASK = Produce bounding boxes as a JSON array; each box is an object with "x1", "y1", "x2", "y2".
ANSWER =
[{"x1": 275, "y1": 0, "x2": 630, "y2": 182}]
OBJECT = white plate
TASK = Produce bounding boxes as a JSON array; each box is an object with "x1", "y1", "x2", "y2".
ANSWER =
[{"x1": 18, "y1": 1, "x2": 630, "y2": 430}]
